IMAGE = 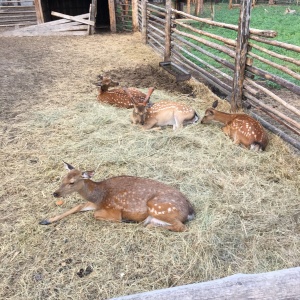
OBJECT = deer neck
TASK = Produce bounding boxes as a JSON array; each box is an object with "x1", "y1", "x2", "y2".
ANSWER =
[
  {"x1": 100, "y1": 85, "x2": 109, "y2": 93},
  {"x1": 213, "y1": 110, "x2": 237, "y2": 124},
  {"x1": 78, "y1": 179, "x2": 105, "y2": 204}
]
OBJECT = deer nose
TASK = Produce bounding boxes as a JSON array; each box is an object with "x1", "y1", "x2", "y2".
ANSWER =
[{"x1": 53, "y1": 192, "x2": 60, "y2": 198}]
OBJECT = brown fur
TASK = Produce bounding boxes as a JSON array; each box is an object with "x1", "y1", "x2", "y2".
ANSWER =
[
  {"x1": 126, "y1": 87, "x2": 199, "y2": 130},
  {"x1": 97, "y1": 76, "x2": 146, "y2": 109},
  {"x1": 40, "y1": 162, "x2": 195, "y2": 232},
  {"x1": 201, "y1": 101, "x2": 268, "y2": 151}
]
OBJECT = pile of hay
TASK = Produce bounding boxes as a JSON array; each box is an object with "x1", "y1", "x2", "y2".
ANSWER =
[{"x1": 0, "y1": 33, "x2": 299, "y2": 300}]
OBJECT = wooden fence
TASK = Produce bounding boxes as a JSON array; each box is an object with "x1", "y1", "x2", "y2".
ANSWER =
[
  {"x1": 116, "y1": 0, "x2": 133, "y2": 32},
  {"x1": 0, "y1": 0, "x2": 36, "y2": 28},
  {"x1": 138, "y1": 0, "x2": 300, "y2": 150}
]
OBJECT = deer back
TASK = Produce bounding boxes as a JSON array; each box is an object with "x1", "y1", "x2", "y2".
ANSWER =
[
  {"x1": 201, "y1": 103, "x2": 268, "y2": 150},
  {"x1": 97, "y1": 76, "x2": 146, "y2": 109},
  {"x1": 224, "y1": 115, "x2": 269, "y2": 150},
  {"x1": 144, "y1": 101, "x2": 198, "y2": 129}
]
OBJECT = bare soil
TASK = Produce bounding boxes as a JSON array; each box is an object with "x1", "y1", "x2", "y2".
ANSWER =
[{"x1": 0, "y1": 33, "x2": 299, "y2": 300}]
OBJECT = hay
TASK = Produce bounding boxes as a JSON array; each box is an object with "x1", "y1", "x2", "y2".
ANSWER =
[{"x1": 0, "y1": 33, "x2": 299, "y2": 300}]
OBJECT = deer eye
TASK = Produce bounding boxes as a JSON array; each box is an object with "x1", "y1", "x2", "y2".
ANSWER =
[{"x1": 69, "y1": 182, "x2": 75, "y2": 185}]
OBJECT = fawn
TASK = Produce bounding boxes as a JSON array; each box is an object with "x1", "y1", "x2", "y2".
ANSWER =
[
  {"x1": 201, "y1": 100, "x2": 268, "y2": 151},
  {"x1": 40, "y1": 162, "x2": 195, "y2": 232},
  {"x1": 125, "y1": 87, "x2": 199, "y2": 130},
  {"x1": 97, "y1": 75, "x2": 146, "y2": 109}
]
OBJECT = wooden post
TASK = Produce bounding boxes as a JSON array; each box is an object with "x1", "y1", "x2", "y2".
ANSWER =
[
  {"x1": 164, "y1": 0, "x2": 172, "y2": 61},
  {"x1": 34, "y1": 0, "x2": 44, "y2": 24},
  {"x1": 231, "y1": 0, "x2": 252, "y2": 112},
  {"x1": 132, "y1": 0, "x2": 139, "y2": 32},
  {"x1": 88, "y1": 1, "x2": 96, "y2": 35},
  {"x1": 141, "y1": 0, "x2": 147, "y2": 43},
  {"x1": 187, "y1": 0, "x2": 191, "y2": 14},
  {"x1": 108, "y1": 0, "x2": 117, "y2": 33},
  {"x1": 110, "y1": 267, "x2": 300, "y2": 300}
]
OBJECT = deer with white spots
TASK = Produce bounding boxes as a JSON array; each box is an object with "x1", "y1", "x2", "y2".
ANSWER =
[
  {"x1": 201, "y1": 100, "x2": 268, "y2": 151},
  {"x1": 40, "y1": 162, "x2": 195, "y2": 232},
  {"x1": 97, "y1": 75, "x2": 147, "y2": 109},
  {"x1": 125, "y1": 87, "x2": 199, "y2": 130}
]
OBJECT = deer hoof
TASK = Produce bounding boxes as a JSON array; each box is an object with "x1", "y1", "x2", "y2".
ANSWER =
[{"x1": 39, "y1": 219, "x2": 51, "y2": 225}]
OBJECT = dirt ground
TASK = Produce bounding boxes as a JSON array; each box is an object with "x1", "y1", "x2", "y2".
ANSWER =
[{"x1": 0, "y1": 33, "x2": 299, "y2": 300}]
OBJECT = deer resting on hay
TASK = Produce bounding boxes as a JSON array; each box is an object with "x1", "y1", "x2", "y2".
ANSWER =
[
  {"x1": 125, "y1": 87, "x2": 199, "y2": 130},
  {"x1": 40, "y1": 162, "x2": 195, "y2": 232},
  {"x1": 201, "y1": 100, "x2": 269, "y2": 151},
  {"x1": 97, "y1": 75, "x2": 147, "y2": 109}
]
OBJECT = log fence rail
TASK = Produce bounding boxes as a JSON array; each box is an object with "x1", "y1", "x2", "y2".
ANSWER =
[{"x1": 138, "y1": 0, "x2": 300, "y2": 150}]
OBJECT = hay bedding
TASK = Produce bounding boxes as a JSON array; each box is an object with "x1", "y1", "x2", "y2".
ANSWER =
[{"x1": 0, "y1": 32, "x2": 299, "y2": 300}]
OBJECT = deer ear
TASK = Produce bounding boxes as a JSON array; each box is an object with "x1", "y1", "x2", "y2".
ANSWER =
[
  {"x1": 63, "y1": 161, "x2": 75, "y2": 171},
  {"x1": 212, "y1": 100, "x2": 219, "y2": 108},
  {"x1": 144, "y1": 87, "x2": 155, "y2": 104},
  {"x1": 82, "y1": 171, "x2": 95, "y2": 179},
  {"x1": 208, "y1": 109, "x2": 214, "y2": 115}
]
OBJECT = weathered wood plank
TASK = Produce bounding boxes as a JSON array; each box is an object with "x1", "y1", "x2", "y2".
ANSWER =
[
  {"x1": 0, "y1": 30, "x2": 87, "y2": 37},
  {"x1": 132, "y1": 0, "x2": 139, "y2": 32},
  {"x1": 110, "y1": 267, "x2": 300, "y2": 300},
  {"x1": 34, "y1": 0, "x2": 44, "y2": 24},
  {"x1": 108, "y1": 0, "x2": 116, "y2": 32},
  {"x1": 51, "y1": 11, "x2": 94, "y2": 26}
]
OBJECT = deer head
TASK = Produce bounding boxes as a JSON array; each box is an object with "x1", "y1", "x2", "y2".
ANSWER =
[
  {"x1": 97, "y1": 75, "x2": 119, "y2": 92},
  {"x1": 53, "y1": 162, "x2": 95, "y2": 198},
  {"x1": 124, "y1": 87, "x2": 155, "y2": 125},
  {"x1": 201, "y1": 100, "x2": 219, "y2": 123}
]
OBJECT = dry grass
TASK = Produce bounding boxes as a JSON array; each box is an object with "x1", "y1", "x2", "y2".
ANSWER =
[{"x1": 0, "y1": 33, "x2": 299, "y2": 300}]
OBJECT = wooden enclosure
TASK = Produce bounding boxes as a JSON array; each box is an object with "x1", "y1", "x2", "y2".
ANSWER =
[
  {"x1": 138, "y1": 0, "x2": 300, "y2": 150},
  {"x1": 34, "y1": 0, "x2": 113, "y2": 31},
  {"x1": 0, "y1": 0, "x2": 37, "y2": 28},
  {"x1": 0, "y1": 0, "x2": 110, "y2": 31}
]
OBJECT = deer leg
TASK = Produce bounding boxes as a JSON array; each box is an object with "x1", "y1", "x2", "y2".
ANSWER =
[
  {"x1": 221, "y1": 125, "x2": 231, "y2": 136},
  {"x1": 143, "y1": 216, "x2": 187, "y2": 232},
  {"x1": 94, "y1": 208, "x2": 122, "y2": 222},
  {"x1": 39, "y1": 201, "x2": 97, "y2": 225},
  {"x1": 173, "y1": 116, "x2": 182, "y2": 130},
  {"x1": 164, "y1": 219, "x2": 187, "y2": 232},
  {"x1": 145, "y1": 200, "x2": 189, "y2": 232},
  {"x1": 141, "y1": 119, "x2": 158, "y2": 130}
]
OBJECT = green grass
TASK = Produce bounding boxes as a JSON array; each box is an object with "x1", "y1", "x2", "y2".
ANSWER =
[{"x1": 175, "y1": 3, "x2": 300, "y2": 87}]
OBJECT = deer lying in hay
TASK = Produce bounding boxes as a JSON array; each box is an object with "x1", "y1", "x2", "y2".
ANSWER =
[
  {"x1": 40, "y1": 162, "x2": 195, "y2": 232},
  {"x1": 125, "y1": 87, "x2": 199, "y2": 130},
  {"x1": 96, "y1": 75, "x2": 147, "y2": 109},
  {"x1": 201, "y1": 100, "x2": 269, "y2": 151}
]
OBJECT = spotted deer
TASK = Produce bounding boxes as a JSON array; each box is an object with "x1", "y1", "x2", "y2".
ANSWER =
[
  {"x1": 125, "y1": 88, "x2": 199, "y2": 130},
  {"x1": 201, "y1": 100, "x2": 268, "y2": 151},
  {"x1": 40, "y1": 162, "x2": 195, "y2": 232},
  {"x1": 97, "y1": 75, "x2": 147, "y2": 109}
]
